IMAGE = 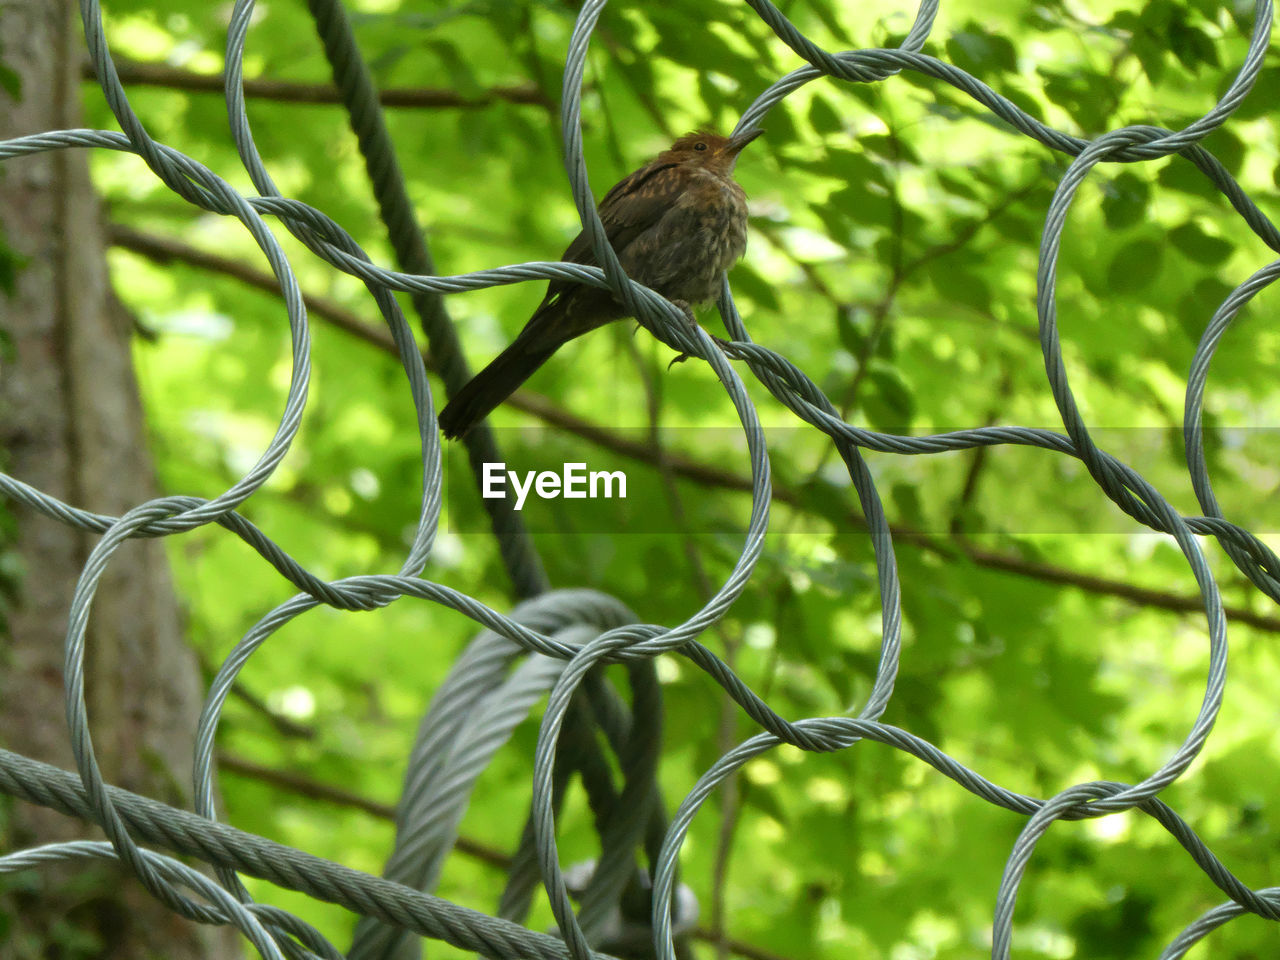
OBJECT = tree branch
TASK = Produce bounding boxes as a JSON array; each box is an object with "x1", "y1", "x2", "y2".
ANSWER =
[
  {"x1": 215, "y1": 751, "x2": 512, "y2": 868},
  {"x1": 109, "y1": 225, "x2": 1280, "y2": 635},
  {"x1": 82, "y1": 57, "x2": 552, "y2": 109},
  {"x1": 691, "y1": 929, "x2": 795, "y2": 960},
  {"x1": 109, "y1": 223, "x2": 413, "y2": 356}
]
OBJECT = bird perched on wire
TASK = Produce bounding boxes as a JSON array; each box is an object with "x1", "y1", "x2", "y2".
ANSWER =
[{"x1": 437, "y1": 128, "x2": 761, "y2": 439}]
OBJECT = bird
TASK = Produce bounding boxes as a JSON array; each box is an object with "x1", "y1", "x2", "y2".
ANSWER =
[{"x1": 437, "y1": 128, "x2": 761, "y2": 439}]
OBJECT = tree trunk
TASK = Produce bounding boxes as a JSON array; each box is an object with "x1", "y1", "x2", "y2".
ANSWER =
[{"x1": 0, "y1": 2, "x2": 235, "y2": 956}]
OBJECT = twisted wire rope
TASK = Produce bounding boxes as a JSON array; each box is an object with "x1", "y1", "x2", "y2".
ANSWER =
[
  {"x1": 0, "y1": 841, "x2": 292, "y2": 960},
  {"x1": 490, "y1": 664, "x2": 680, "y2": 952},
  {"x1": 0, "y1": 748, "x2": 622, "y2": 960},
  {"x1": 348, "y1": 600, "x2": 631, "y2": 960},
  {"x1": 0, "y1": 0, "x2": 1276, "y2": 957}
]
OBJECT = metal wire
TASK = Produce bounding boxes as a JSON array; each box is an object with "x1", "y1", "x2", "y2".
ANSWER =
[{"x1": 0, "y1": 0, "x2": 1277, "y2": 958}]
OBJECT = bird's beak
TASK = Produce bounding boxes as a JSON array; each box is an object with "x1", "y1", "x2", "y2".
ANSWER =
[{"x1": 725, "y1": 128, "x2": 763, "y2": 156}]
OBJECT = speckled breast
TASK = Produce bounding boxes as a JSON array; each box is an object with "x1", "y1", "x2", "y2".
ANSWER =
[{"x1": 623, "y1": 172, "x2": 749, "y2": 306}]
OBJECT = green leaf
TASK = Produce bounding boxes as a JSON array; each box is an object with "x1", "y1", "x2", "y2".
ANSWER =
[
  {"x1": 427, "y1": 39, "x2": 483, "y2": 98},
  {"x1": 1137, "y1": 0, "x2": 1175, "y2": 32},
  {"x1": 835, "y1": 305, "x2": 866, "y2": 354},
  {"x1": 1000, "y1": 84, "x2": 1047, "y2": 124},
  {"x1": 1177, "y1": 276, "x2": 1235, "y2": 341},
  {"x1": 1202, "y1": 128, "x2": 1245, "y2": 176},
  {"x1": 859, "y1": 133, "x2": 919, "y2": 165},
  {"x1": 1107, "y1": 239, "x2": 1164, "y2": 293},
  {"x1": 945, "y1": 24, "x2": 1018, "y2": 75},
  {"x1": 807, "y1": 95, "x2": 844, "y2": 136},
  {"x1": 1102, "y1": 172, "x2": 1151, "y2": 230},
  {"x1": 803, "y1": 0, "x2": 857, "y2": 44},
  {"x1": 863, "y1": 363, "x2": 916, "y2": 429},
  {"x1": 729, "y1": 262, "x2": 782, "y2": 311},
  {"x1": 992, "y1": 208, "x2": 1038, "y2": 244},
  {"x1": 929, "y1": 261, "x2": 993, "y2": 312},
  {"x1": 743, "y1": 783, "x2": 790, "y2": 825},
  {"x1": 797, "y1": 477, "x2": 859, "y2": 526},
  {"x1": 0, "y1": 63, "x2": 20, "y2": 100},
  {"x1": 809, "y1": 200, "x2": 851, "y2": 246},
  {"x1": 1131, "y1": 33, "x2": 1168, "y2": 86},
  {"x1": 1168, "y1": 20, "x2": 1219, "y2": 72},
  {"x1": 1169, "y1": 222, "x2": 1234, "y2": 265},
  {"x1": 1184, "y1": 0, "x2": 1228, "y2": 16},
  {"x1": 1157, "y1": 155, "x2": 1219, "y2": 199},
  {"x1": 752, "y1": 104, "x2": 793, "y2": 144},
  {"x1": 1222, "y1": 65, "x2": 1280, "y2": 120},
  {"x1": 891, "y1": 481, "x2": 926, "y2": 528},
  {"x1": 798, "y1": 145, "x2": 888, "y2": 188},
  {"x1": 935, "y1": 170, "x2": 980, "y2": 201},
  {"x1": 827, "y1": 183, "x2": 897, "y2": 232}
]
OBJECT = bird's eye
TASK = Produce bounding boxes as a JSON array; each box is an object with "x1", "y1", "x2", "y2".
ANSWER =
[{"x1": 694, "y1": 142, "x2": 708, "y2": 151}]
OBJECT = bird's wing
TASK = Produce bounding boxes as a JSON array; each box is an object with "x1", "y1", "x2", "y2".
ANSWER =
[
  {"x1": 557, "y1": 162, "x2": 680, "y2": 266},
  {"x1": 525, "y1": 161, "x2": 679, "y2": 324}
]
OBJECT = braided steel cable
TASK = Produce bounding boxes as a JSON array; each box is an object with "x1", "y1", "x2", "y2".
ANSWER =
[{"x1": 0, "y1": 0, "x2": 1277, "y2": 957}]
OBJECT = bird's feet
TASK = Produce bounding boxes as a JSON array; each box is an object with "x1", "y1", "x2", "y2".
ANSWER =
[
  {"x1": 664, "y1": 300, "x2": 701, "y2": 366},
  {"x1": 665, "y1": 305, "x2": 739, "y2": 367},
  {"x1": 633, "y1": 299, "x2": 697, "y2": 335},
  {"x1": 670, "y1": 334, "x2": 736, "y2": 367}
]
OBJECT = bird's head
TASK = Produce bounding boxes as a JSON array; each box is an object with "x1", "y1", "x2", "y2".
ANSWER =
[{"x1": 657, "y1": 128, "x2": 762, "y2": 176}]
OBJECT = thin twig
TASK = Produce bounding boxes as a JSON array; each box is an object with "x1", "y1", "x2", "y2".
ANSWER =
[
  {"x1": 950, "y1": 366, "x2": 1014, "y2": 534},
  {"x1": 195, "y1": 649, "x2": 317, "y2": 741}
]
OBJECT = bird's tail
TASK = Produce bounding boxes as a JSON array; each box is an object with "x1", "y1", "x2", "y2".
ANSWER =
[{"x1": 437, "y1": 330, "x2": 558, "y2": 439}]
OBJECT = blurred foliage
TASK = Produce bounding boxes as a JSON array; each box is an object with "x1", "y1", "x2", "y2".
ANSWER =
[{"x1": 77, "y1": 0, "x2": 1280, "y2": 957}]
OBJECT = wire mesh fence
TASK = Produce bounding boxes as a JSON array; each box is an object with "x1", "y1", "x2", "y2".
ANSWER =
[{"x1": 1, "y1": 0, "x2": 1279, "y2": 957}]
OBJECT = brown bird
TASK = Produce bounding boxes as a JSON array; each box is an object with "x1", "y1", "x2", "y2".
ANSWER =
[{"x1": 438, "y1": 128, "x2": 760, "y2": 439}]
